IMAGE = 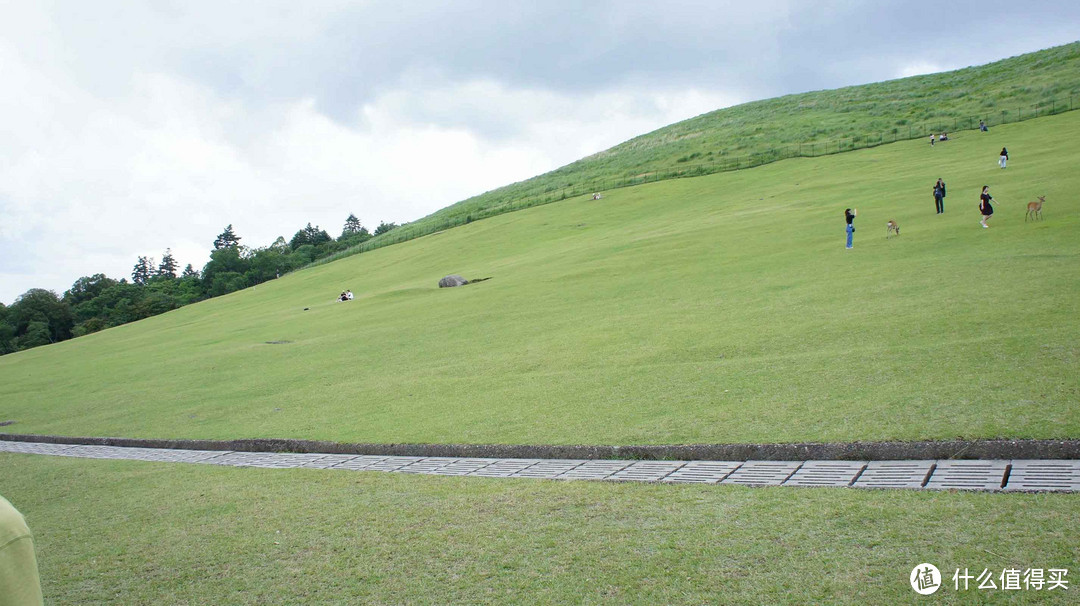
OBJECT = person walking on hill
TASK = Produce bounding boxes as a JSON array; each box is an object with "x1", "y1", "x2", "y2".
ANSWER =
[
  {"x1": 999, "y1": 147, "x2": 1009, "y2": 169},
  {"x1": 933, "y1": 178, "x2": 947, "y2": 214},
  {"x1": 845, "y1": 208, "x2": 857, "y2": 249},
  {"x1": 979, "y1": 186, "x2": 995, "y2": 228}
]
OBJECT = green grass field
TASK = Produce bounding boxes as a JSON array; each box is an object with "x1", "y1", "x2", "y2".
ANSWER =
[
  {"x1": 2, "y1": 453, "x2": 1077, "y2": 604},
  {"x1": 2, "y1": 110, "x2": 1078, "y2": 446},
  {"x1": 351, "y1": 42, "x2": 1080, "y2": 254}
]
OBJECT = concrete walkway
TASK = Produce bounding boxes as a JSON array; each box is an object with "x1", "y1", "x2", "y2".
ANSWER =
[{"x1": 2, "y1": 439, "x2": 1078, "y2": 492}]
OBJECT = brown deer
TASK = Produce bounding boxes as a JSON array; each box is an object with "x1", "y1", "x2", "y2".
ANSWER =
[
  {"x1": 1025, "y1": 196, "x2": 1045, "y2": 222},
  {"x1": 886, "y1": 220, "x2": 900, "y2": 238}
]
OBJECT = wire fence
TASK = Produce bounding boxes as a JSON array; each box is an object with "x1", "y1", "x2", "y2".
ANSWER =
[{"x1": 309, "y1": 93, "x2": 1078, "y2": 268}]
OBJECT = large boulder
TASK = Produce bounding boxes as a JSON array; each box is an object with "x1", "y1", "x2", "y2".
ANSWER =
[{"x1": 438, "y1": 274, "x2": 469, "y2": 288}]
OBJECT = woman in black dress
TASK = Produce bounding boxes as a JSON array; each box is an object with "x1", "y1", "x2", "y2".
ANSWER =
[{"x1": 979, "y1": 186, "x2": 994, "y2": 228}]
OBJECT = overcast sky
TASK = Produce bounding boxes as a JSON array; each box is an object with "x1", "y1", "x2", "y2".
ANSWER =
[{"x1": 1, "y1": 1, "x2": 1077, "y2": 304}]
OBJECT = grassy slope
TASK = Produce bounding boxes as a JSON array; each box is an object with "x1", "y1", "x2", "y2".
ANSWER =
[
  {"x1": 2, "y1": 453, "x2": 1077, "y2": 605},
  {"x1": 365, "y1": 42, "x2": 1080, "y2": 248},
  {"x1": 2, "y1": 111, "x2": 1078, "y2": 445}
]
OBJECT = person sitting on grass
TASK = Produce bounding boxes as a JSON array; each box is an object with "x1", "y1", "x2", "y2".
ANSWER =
[
  {"x1": 346, "y1": 290, "x2": 354, "y2": 301},
  {"x1": 339, "y1": 291, "x2": 348, "y2": 302}
]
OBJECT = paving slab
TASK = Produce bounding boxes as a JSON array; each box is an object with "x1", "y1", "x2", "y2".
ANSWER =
[
  {"x1": 925, "y1": 460, "x2": 1008, "y2": 491},
  {"x1": 608, "y1": 461, "x2": 687, "y2": 482},
  {"x1": 511, "y1": 460, "x2": 586, "y2": 479},
  {"x1": 662, "y1": 461, "x2": 742, "y2": 484},
  {"x1": 722, "y1": 461, "x2": 802, "y2": 486},
  {"x1": 469, "y1": 459, "x2": 541, "y2": 478},
  {"x1": 0, "y1": 441, "x2": 74, "y2": 456},
  {"x1": 299, "y1": 454, "x2": 361, "y2": 469},
  {"x1": 784, "y1": 460, "x2": 867, "y2": 487},
  {"x1": 241, "y1": 453, "x2": 338, "y2": 469},
  {"x1": 395, "y1": 457, "x2": 459, "y2": 474},
  {"x1": 1004, "y1": 460, "x2": 1080, "y2": 492},
  {"x1": 430, "y1": 459, "x2": 495, "y2": 476},
  {"x1": 555, "y1": 460, "x2": 632, "y2": 480},
  {"x1": 109, "y1": 447, "x2": 231, "y2": 464},
  {"x1": 51, "y1": 444, "x2": 142, "y2": 460},
  {"x1": 852, "y1": 460, "x2": 935, "y2": 489},
  {"x1": 200, "y1": 452, "x2": 273, "y2": 467},
  {"x1": 328, "y1": 455, "x2": 387, "y2": 470},
  {"x1": 362, "y1": 456, "x2": 424, "y2": 472}
]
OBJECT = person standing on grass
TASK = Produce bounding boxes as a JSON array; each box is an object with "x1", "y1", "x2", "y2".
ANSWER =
[
  {"x1": 0, "y1": 495, "x2": 44, "y2": 606},
  {"x1": 845, "y1": 208, "x2": 857, "y2": 249},
  {"x1": 979, "y1": 186, "x2": 995, "y2": 228},
  {"x1": 999, "y1": 147, "x2": 1009, "y2": 169},
  {"x1": 933, "y1": 178, "x2": 947, "y2": 214}
]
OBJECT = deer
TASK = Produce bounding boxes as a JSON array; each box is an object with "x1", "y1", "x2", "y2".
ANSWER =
[
  {"x1": 1026, "y1": 196, "x2": 1045, "y2": 222},
  {"x1": 886, "y1": 220, "x2": 900, "y2": 238}
]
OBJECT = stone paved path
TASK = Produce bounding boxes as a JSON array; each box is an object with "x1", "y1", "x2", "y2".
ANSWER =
[{"x1": 2, "y1": 440, "x2": 1079, "y2": 492}]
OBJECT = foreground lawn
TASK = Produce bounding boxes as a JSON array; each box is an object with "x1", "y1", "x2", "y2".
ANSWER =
[
  {"x1": 1, "y1": 112, "x2": 1079, "y2": 445},
  {"x1": 1, "y1": 453, "x2": 1076, "y2": 604}
]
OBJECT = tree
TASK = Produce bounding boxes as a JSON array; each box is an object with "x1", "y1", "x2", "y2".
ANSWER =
[
  {"x1": 158, "y1": 248, "x2": 178, "y2": 279},
  {"x1": 16, "y1": 321, "x2": 51, "y2": 349},
  {"x1": 269, "y1": 236, "x2": 289, "y2": 252},
  {"x1": 9, "y1": 289, "x2": 74, "y2": 345},
  {"x1": 213, "y1": 224, "x2": 241, "y2": 250},
  {"x1": 64, "y1": 274, "x2": 118, "y2": 306},
  {"x1": 373, "y1": 221, "x2": 398, "y2": 236},
  {"x1": 181, "y1": 264, "x2": 199, "y2": 279},
  {"x1": 0, "y1": 303, "x2": 14, "y2": 354},
  {"x1": 289, "y1": 223, "x2": 332, "y2": 250},
  {"x1": 131, "y1": 256, "x2": 154, "y2": 286},
  {"x1": 341, "y1": 214, "x2": 365, "y2": 238}
]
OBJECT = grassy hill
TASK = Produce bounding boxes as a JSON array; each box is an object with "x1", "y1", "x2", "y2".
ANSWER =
[
  {"x1": 2, "y1": 109, "x2": 1077, "y2": 445},
  {"x1": 345, "y1": 41, "x2": 1080, "y2": 256}
]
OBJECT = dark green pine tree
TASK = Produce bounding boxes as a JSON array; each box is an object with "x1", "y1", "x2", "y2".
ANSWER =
[
  {"x1": 181, "y1": 264, "x2": 199, "y2": 279},
  {"x1": 158, "y1": 248, "x2": 179, "y2": 279},
  {"x1": 131, "y1": 256, "x2": 154, "y2": 286},
  {"x1": 341, "y1": 213, "x2": 363, "y2": 238},
  {"x1": 213, "y1": 224, "x2": 242, "y2": 250}
]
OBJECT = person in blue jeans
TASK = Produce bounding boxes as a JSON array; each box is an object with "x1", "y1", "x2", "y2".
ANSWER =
[{"x1": 845, "y1": 208, "x2": 857, "y2": 249}]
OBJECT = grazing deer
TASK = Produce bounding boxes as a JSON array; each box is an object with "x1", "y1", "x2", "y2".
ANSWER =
[
  {"x1": 1025, "y1": 196, "x2": 1045, "y2": 222},
  {"x1": 886, "y1": 220, "x2": 900, "y2": 238}
]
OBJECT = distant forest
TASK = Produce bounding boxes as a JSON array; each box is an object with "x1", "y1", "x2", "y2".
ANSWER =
[{"x1": 0, "y1": 215, "x2": 398, "y2": 355}]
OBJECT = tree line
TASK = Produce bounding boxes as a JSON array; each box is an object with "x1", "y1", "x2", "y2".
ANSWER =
[{"x1": 0, "y1": 215, "x2": 399, "y2": 355}]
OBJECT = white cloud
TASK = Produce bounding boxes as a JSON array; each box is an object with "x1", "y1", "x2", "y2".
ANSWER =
[{"x1": 0, "y1": 34, "x2": 739, "y2": 303}]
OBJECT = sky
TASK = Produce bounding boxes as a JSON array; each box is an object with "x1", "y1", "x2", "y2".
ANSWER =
[{"x1": 1, "y1": 1, "x2": 1078, "y2": 305}]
